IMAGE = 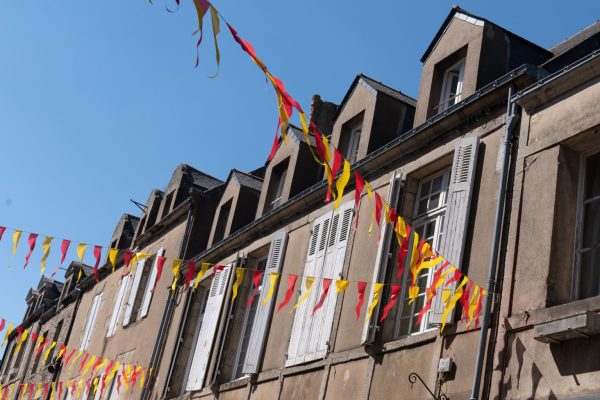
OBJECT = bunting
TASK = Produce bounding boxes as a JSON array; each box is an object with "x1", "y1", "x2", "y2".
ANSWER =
[
  {"x1": 312, "y1": 278, "x2": 332, "y2": 315},
  {"x1": 12, "y1": 230, "x2": 22, "y2": 255},
  {"x1": 40, "y1": 236, "x2": 53, "y2": 276},
  {"x1": 23, "y1": 233, "x2": 38, "y2": 269},
  {"x1": 246, "y1": 270, "x2": 264, "y2": 307},
  {"x1": 171, "y1": 259, "x2": 182, "y2": 295},
  {"x1": 262, "y1": 272, "x2": 280, "y2": 305},
  {"x1": 232, "y1": 268, "x2": 245, "y2": 301},
  {"x1": 277, "y1": 275, "x2": 297, "y2": 313},
  {"x1": 93, "y1": 245, "x2": 102, "y2": 282},
  {"x1": 292, "y1": 276, "x2": 315, "y2": 312},
  {"x1": 356, "y1": 281, "x2": 367, "y2": 320},
  {"x1": 354, "y1": 172, "x2": 365, "y2": 230}
]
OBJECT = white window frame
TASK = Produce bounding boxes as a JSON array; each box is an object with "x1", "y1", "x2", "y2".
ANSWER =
[
  {"x1": 107, "y1": 274, "x2": 130, "y2": 338},
  {"x1": 347, "y1": 125, "x2": 361, "y2": 164},
  {"x1": 573, "y1": 150, "x2": 600, "y2": 300},
  {"x1": 80, "y1": 292, "x2": 103, "y2": 351},
  {"x1": 138, "y1": 248, "x2": 165, "y2": 320},
  {"x1": 438, "y1": 59, "x2": 465, "y2": 113},
  {"x1": 394, "y1": 169, "x2": 450, "y2": 338}
]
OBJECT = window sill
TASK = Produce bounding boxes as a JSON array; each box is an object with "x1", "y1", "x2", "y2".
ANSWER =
[
  {"x1": 506, "y1": 295, "x2": 600, "y2": 331},
  {"x1": 381, "y1": 329, "x2": 438, "y2": 353},
  {"x1": 218, "y1": 375, "x2": 250, "y2": 391}
]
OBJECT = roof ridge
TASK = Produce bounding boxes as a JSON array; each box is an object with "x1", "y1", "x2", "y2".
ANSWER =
[
  {"x1": 359, "y1": 73, "x2": 417, "y2": 101},
  {"x1": 549, "y1": 19, "x2": 600, "y2": 53}
]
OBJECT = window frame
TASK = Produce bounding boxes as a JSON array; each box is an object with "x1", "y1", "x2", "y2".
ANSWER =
[
  {"x1": 393, "y1": 168, "x2": 451, "y2": 339},
  {"x1": 437, "y1": 59, "x2": 465, "y2": 113},
  {"x1": 573, "y1": 149, "x2": 600, "y2": 300}
]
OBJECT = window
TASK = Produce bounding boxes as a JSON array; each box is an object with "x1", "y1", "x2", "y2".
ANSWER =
[
  {"x1": 437, "y1": 59, "x2": 465, "y2": 113},
  {"x1": 31, "y1": 330, "x2": 49, "y2": 374},
  {"x1": 107, "y1": 273, "x2": 130, "y2": 337},
  {"x1": 575, "y1": 151, "x2": 600, "y2": 299},
  {"x1": 286, "y1": 202, "x2": 353, "y2": 366},
  {"x1": 80, "y1": 292, "x2": 103, "y2": 351},
  {"x1": 395, "y1": 170, "x2": 450, "y2": 337},
  {"x1": 265, "y1": 159, "x2": 289, "y2": 212},
  {"x1": 339, "y1": 116, "x2": 363, "y2": 164},
  {"x1": 162, "y1": 191, "x2": 174, "y2": 220},
  {"x1": 46, "y1": 320, "x2": 63, "y2": 368},
  {"x1": 232, "y1": 258, "x2": 267, "y2": 379},
  {"x1": 213, "y1": 199, "x2": 232, "y2": 244},
  {"x1": 123, "y1": 250, "x2": 163, "y2": 326}
]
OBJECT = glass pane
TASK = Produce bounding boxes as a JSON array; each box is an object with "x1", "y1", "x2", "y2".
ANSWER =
[
  {"x1": 585, "y1": 152, "x2": 600, "y2": 199},
  {"x1": 420, "y1": 181, "x2": 431, "y2": 198},
  {"x1": 429, "y1": 193, "x2": 441, "y2": 210},
  {"x1": 398, "y1": 318, "x2": 410, "y2": 336},
  {"x1": 418, "y1": 199, "x2": 428, "y2": 216},
  {"x1": 583, "y1": 200, "x2": 600, "y2": 248},
  {"x1": 431, "y1": 176, "x2": 444, "y2": 193},
  {"x1": 579, "y1": 248, "x2": 600, "y2": 299}
]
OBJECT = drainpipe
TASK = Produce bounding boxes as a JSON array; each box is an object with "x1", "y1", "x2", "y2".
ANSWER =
[
  {"x1": 141, "y1": 198, "x2": 195, "y2": 400},
  {"x1": 45, "y1": 287, "x2": 83, "y2": 400},
  {"x1": 469, "y1": 84, "x2": 519, "y2": 400}
]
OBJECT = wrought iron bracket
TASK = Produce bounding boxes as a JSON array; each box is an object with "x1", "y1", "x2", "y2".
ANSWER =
[{"x1": 408, "y1": 372, "x2": 449, "y2": 400}]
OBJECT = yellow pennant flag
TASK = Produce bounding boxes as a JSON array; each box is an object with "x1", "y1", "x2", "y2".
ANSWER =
[
  {"x1": 40, "y1": 236, "x2": 54, "y2": 275},
  {"x1": 171, "y1": 259, "x2": 182, "y2": 295},
  {"x1": 92, "y1": 377, "x2": 99, "y2": 395},
  {"x1": 76, "y1": 243, "x2": 87, "y2": 262},
  {"x1": 292, "y1": 276, "x2": 315, "y2": 312},
  {"x1": 35, "y1": 384, "x2": 42, "y2": 398},
  {"x1": 396, "y1": 216, "x2": 407, "y2": 240},
  {"x1": 14, "y1": 329, "x2": 29, "y2": 354},
  {"x1": 82, "y1": 355, "x2": 96, "y2": 376},
  {"x1": 19, "y1": 384, "x2": 27, "y2": 400},
  {"x1": 12, "y1": 230, "x2": 22, "y2": 255},
  {"x1": 441, "y1": 276, "x2": 469, "y2": 332},
  {"x1": 50, "y1": 382, "x2": 55, "y2": 400},
  {"x1": 334, "y1": 160, "x2": 351, "y2": 209},
  {"x1": 366, "y1": 283, "x2": 384, "y2": 321},
  {"x1": 8, "y1": 383, "x2": 15, "y2": 399},
  {"x1": 123, "y1": 364, "x2": 132, "y2": 392},
  {"x1": 43, "y1": 341, "x2": 56, "y2": 365},
  {"x1": 69, "y1": 351, "x2": 83, "y2": 373},
  {"x1": 106, "y1": 361, "x2": 120, "y2": 385},
  {"x1": 139, "y1": 369, "x2": 146, "y2": 390},
  {"x1": 2, "y1": 322, "x2": 14, "y2": 347},
  {"x1": 335, "y1": 280, "x2": 349, "y2": 294},
  {"x1": 108, "y1": 249, "x2": 119, "y2": 273},
  {"x1": 209, "y1": 5, "x2": 221, "y2": 73},
  {"x1": 76, "y1": 380, "x2": 83, "y2": 398},
  {"x1": 94, "y1": 358, "x2": 108, "y2": 374},
  {"x1": 262, "y1": 272, "x2": 280, "y2": 306},
  {"x1": 194, "y1": 262, "x2": 210, "y2": 289},
  {"x1": 232, "y1": 268, "x2": 245, "y2": 300},
  {"x1": 55, "y1": 344, "x2": 66, "y2": 362},
  {"x1": 466, "y1": 286, "x2": 480, "y2": 329}
]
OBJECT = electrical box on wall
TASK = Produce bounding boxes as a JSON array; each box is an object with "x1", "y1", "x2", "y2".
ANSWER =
[{"x1": 438, "y1": 357, "x2": 453, "y2": 373}]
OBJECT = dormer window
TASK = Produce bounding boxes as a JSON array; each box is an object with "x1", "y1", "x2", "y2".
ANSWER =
[
  {"x1": 437, "y1": 59, "x2": 465, "y2": 112},
  {"x1": 265, "y1": 159, "x2": 289, "y2": 212},
  {"x1": 339, "y1": 114, "x2": 363, "y2": 164}
]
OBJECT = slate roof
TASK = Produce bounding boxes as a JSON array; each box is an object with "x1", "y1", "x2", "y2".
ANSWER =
[
  {"x1": 186, "y1": 166, "x2": 224, "y2": 191},
  {"x1": 359, "y1": 74, "x2": 417, "y2": 106},
  {"x1": 232, "y1": 170, "x2": 263, "y2": 192},
  {"x1": 289, "y1": 124, "x2": 316, "y2": 147},
  {"x1": 543, "y1": 20, "x2": 600, "y2": 71}
]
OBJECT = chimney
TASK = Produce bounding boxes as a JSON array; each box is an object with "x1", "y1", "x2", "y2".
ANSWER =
[{"x1": 309, "y1": 95, "x2": 338, "y2": 136}]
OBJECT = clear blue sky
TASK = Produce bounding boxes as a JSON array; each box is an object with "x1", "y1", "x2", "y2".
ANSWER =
[{"x1": 0, "y1": 0, "x2": 598, "y2": 327}]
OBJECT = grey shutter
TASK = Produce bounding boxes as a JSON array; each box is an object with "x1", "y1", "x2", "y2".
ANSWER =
[
  {"x1": 123, "y1": 260, "x2": 145, "y2": 326},
  {"x1": 286, "y1": 211, "x2": 332, "y2": 367},
  {"x1": 139, "y1": 248, "x2": 165, "y2": 319},
  {"x1": 430, "y1": 136, "x2": 479, "y2": 324},
  {"x1": 242, "y1": 231, "x2": 288, "y2": 374},
  {"x1": 307, "y1": 201, "x2": 354, "y2": 360},
  {"x1": 185, "y1": 265, "x2": 232, "y2": 391},
  {"x1": 362, "y1": 172, "x2": 404, "y2": 344},
  {"x1": 80, "y1": 292, "x2": 102, "y2": 351}
]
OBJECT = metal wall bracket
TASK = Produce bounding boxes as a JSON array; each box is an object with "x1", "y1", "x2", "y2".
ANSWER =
[{"x1": 408, "y1": 372, "x2": 448, "y2": 400}]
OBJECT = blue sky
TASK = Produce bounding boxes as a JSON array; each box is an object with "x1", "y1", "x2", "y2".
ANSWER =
[{"x1": 0, "y1": 0, "x2": 598, "y2": 328}]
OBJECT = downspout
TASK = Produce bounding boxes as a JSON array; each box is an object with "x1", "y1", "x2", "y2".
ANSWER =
[
  {"x1": 45, "y1": 287, "x2": 83, "y2": 400},
  {"x1": 141, "y1": 198, "x2": 195, "y2": 400},
  {"x1": 469, "y1": 84, "x2": 519, "y2": 400}
]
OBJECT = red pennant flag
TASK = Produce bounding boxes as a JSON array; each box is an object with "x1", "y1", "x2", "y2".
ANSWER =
[
  {"x1": 153, "y1": 256, "x2": 167, "y2": 292},
  {"x1": 85, "y1": 380, "x2": 91, "y2": 398},
  {"x1": 185, "y1": 261, "x2": 196, "y2": 289},
  {"x1": 356, "y1": 281, "x2": 368, "y2": 320},
  {"x1": 93, "y1": 246, "x2": 102, "y2": 282},
  {"x1": 211, "y1": 264, "x2": 224, "y2": 279},
  {"x1": 116, "y1": 374, "x2": 122, "y2": 395},
  {"x1": 312, "y1": 278, "x2": 332, "y2": 315},
  {"x1": 268, "y1": 119, "x2": 281, "y2": 162},
  {"x1": 354, "y1": 172, "x2": 365, "y2": 230},
  {"x1": 28, "y1": 384, "x2": 34, "y2": 399},
  {"x1": 246, "y1": 270, "x2": 264, "y2": 308},
  {"x1": 277, "y1": 274, "x2": 298, "y2": 313},
  {"x1": 124, "y1": 251, "x2": 134, "y2": 269},
  {"x1": 461, "y1": 281, "x2": 474, "y2": 322},
  {"x1": 326, "y1": 148, "x2": 343, "y2": 203},
  {"x1": 79, "y1": 353, "x2": 89, "y2": 373},
  {"x1": 474, "y1": 290, "x2": 484, "y2": 329},
  {"x1": 416, "y1": 261, "x2": 451, "y2": 326},
  {"x1": 374, "y1": 193, "x2": 383, "y2": 230},
  {"x1": 311, "y1": 122, "x2": 328, "y2": 162},
  {"x1": 388, "y1": 208, "x2": 397, "y2": 226},
  {"x1": 0, "y1": 226, "x2": 6, "y2": 241},
  {"x1": 380, "y1": 284, "x2": 402, "y2": 322},
  {"x1": 63, "y1": 348, "x2": 76, "y2": 366},
  {"x1": 444, "y1": 268, "x2": 463, "y2": 288},
  {"x1": 0, "y1": 319, "x2": 5, "y2": 334},
  {"x1": 30, "y1": 331, "x2": 38, "y2": 343},
  {"x1": 58, "y1": 382, "x2": 63, "y2": 400},
  {"x1": 24, "y1": 233, "x2": 38, "y2": 269},
  {"x1": 60, "y1": 239, "x2": 71, "y2": 264},
  {"x1": 398, "y1": 226, "x2": 412, "y2": 278},
  {"x1": 16, "y1": 326, "x2": 23, "y2": 337},
  {"x1": 226, "y1": 23, "x2": 268, "y2": 72},
  {"x1": 42, "y1": 383, "x2": 49, "y2": 398},
  {"x1": 91, "y1": 357, "x2": 103, "y2": 374}
]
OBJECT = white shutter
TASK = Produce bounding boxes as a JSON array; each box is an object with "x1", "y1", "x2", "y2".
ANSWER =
[
  {"x1": 139, "y1": 248, "x2": 165, "y2": 319},
  {"x1": 242, "y1": 232, "x2": 288, "y2": 374},
  {"x1": 362, "y1": 173, "x2": 404, "y2": 344},
  {"x1": 80, "y1": 292, "x2": 102, "y2": 351},
  {"x1": 185, "y1": 265, "x2": 232, "y2": 391},
  {"x1": 430, "y1": 136, "x2": 479, "y2": 324},
  {"x1": 286, "y1": 211, "x2": 333, "y2": 367},
  {"x1": 123, "y1": 260, "x2": 145, "y2": 326},
  {"x1": 307, "y1": 201, "x2": 354, "y2": 360},
  {"x1": 107, "y1": 274, "x2": 130, "y2": 338}
]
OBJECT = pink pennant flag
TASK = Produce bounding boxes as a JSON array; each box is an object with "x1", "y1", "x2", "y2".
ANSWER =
[
  {"x1": 0, "y1": 226, "x2": 6, "y2": 241},
  {"x1": 24, "y1": 233, "x2": 38, "y2": 269},
  {"x1": 153, "y1": 256, "x2": 167, "y2": 292},
  {"x1": 93, "y1": 246, "x2": 102, "y2": 282},
  {"x1": 246, "y1": 270, "x2": 264, "y2": 308}
]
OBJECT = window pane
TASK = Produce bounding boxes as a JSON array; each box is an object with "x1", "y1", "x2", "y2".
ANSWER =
[
  {"x1": 429, "y1": 193, "x2": 441, "y2": 210},
  {"x1": 585, "y1": 152, "x2": 600, "y2": 199},
  {"x1": 418, "y1": 199, "x2": 428, "y2": 216},
  {"x1": 583, "y1": 200, "x2": 600, "y2": 248},
  {"x1": 431, "y1": 176, "x2": 444, "y2": 193},
  {"x1": 579, "y1": 247, "x2": 600, "y2": 299},
  {"x1": 420, "y1": 181, "x2": 431, "y2": 198}
]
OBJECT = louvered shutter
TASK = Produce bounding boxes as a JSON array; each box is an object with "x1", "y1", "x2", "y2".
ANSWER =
[
  {"x1": 81, "y1": 292, "x2": 102, "y2": 351},
  {"x1": 362, "y1": 172, "x2": 404, "y2": 344},
  {"x1": 185, "y1": 265, "x2": 232, "y2": 391},
  {"x1": 139, "y1": 248, "x2": 165, "y2": 319},
  {"x1": 430, "y1": 136, "x2": 479, "y2": 324},
  {"x1": 286, "y1": 211, "x2": 332, "y2": 367},
  {"x1": 123, "y1": 260, "x2": 145, "y2": 326},
  {"x1": 107, "y1": 274, "x2": 130, "y2": 338},
  {"x1": 242, "y1": 232, "x2": 288, "y2": 374},
  {"x1": 307, "y1": 201, "x2": 354, "y2": 360}
]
